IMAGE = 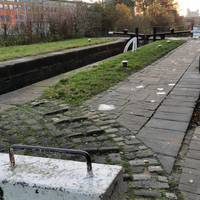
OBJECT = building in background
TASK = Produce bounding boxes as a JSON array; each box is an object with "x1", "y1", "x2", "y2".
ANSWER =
[
  {"x1": 0, "y1": 0, "x2": 87, "y2": 27},
  {"x1": 185, "y1": 9, "x2": 200, "y2": 28},
  {"x1": 186, "y1": 9, "x2": 199, "y2": 18},
  {"x1": 0, "y1": 0, "x2": 31, "y2": 26}
]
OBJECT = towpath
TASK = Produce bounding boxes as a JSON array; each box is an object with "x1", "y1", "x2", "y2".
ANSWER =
[{"x1": 1, "y1": 39, "x2": 200, "y2": 199}]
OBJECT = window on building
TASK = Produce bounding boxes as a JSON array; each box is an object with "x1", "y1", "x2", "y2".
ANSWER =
[
  {"x1": 14, "y1": 5, "x2": 18, "y2": 9},
  {"x1": 9, "y1": 4, "x2": 14, "y2": 9},
  {"x1": 4, "y1": 4, "x2": 9, "y2": 9}
]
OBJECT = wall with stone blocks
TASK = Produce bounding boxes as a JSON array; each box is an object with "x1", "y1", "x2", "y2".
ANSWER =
[{"x1": 0, "y1": 39, "x2": 127, "y2": 95}]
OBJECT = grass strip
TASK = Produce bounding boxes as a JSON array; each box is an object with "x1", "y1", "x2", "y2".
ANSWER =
[
  {"x1": 0, "y1": 37, "x2": 116, "y2": 61},
  {"x1": 44, "y1": 40, "x2": 185, "y2": 105}
]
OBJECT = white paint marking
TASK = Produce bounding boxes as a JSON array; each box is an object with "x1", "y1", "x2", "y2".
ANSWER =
[
  {"x1": 157, "y1": 92, "x2": 166, "y2": 95},
  {"x1": 98, "y1": 104, "x2": 115, "y2": 111},
  {"x1": 136, "y1": 85, "x2": 144, "y2": 89},
  {"x1": 189, "y1": 179, "x2": 194, "y2": 184},
  {"x1": 168, "y1": 83, "x2": 175, "y2": 86}
]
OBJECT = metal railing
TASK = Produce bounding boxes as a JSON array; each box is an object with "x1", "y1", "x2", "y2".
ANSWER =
[
  {"x1": 109, "y1": 27, "x2": 191, "y2": 45},
  {"x1": 9, "y1": 144, "x2": 93, "y2": 176}
]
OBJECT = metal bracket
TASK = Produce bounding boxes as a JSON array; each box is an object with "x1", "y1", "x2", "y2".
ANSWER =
[{"x1": 9, "y1": 144, "x2": 93, "y2": 176}]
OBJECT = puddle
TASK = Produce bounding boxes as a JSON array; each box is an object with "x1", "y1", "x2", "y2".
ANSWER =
[
  {"x1": 136, "y1": 85, "x2": 144, "y2": 89},
  {"x1": 98, "y1": 104, "x2": 115, "y2": 111}
]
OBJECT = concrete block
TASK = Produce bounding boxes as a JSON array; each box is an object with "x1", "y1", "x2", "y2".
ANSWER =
[{"x1": 0, "y1": 153, "x2": 125, "y2": 200}]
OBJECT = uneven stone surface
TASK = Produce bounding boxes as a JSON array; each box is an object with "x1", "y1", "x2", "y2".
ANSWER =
[
  {"x1": 0, "y1": 100, "x2": 172, "y2": 199},
  {"x1": 84, "y1": 40, "x2": 200, "y2": 198},
  {"x1": 177, "y1": 125, "x2": 200, "y2": 199},
  {"x1": 1, "y1": 39, "x2": 200, "y2": 199},
  {"x1": 87, "y1": 40, "x2": 200, "y2": 175}
]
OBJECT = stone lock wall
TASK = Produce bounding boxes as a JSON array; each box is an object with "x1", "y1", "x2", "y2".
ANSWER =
[{"x1": 0, "y1": 39, "x2": 127, "y2": 95}]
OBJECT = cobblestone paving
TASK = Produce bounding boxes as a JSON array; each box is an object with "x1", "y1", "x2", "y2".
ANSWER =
[
  {"x1": 1, "y1": 40, "x2": 200, "y2": 199},
  {"x1": 0, "y1": 100, "x2": 173, "y2": 199}
]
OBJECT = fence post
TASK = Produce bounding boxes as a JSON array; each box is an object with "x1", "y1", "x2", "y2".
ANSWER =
[
  {"x1": 3, "y1": 24, "x2": 7, "y2": 39},
  {"x1": 191, "y1": 24, "x2": 194, "y2": 38},
  {"x1": 135, "y1": 27, "x2": 139, "y2": 45},
  {"x1": 161, "y1": 34, "x2": 165, "y2": 40},
  {"x1": 170, "y1": 28, "x2": 175, "y2": 34},
  {"x1": 153, "y1": 27, "x2": 157, "y2": 41},
  {"x1": 143, "y1": 35, "x2": 148, "y2": 45},
  {"x1": 123, "y1": 29, "x2": 128, "y2": 34}
]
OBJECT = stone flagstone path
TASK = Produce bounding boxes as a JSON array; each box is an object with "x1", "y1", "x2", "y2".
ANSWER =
[
  {"x1": 86, "y1": 39, "x2": 200, "y2": 175},
  {"x1": 179, "y1": 126, "x2": 200, "y2": 200},
  {"x1": 86, "y1": 39, "x2": 200, "y2": 199}
]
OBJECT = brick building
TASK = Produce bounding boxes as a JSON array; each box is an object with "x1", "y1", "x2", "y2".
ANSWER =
[
  {"x1": 0, "y1": 0, "x2": 31, "y2": 26},
  {"x1": 0, "y1": 0, "x2": 87, "y2": 27}
]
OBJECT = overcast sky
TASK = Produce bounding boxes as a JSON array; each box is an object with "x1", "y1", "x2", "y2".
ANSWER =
[
  {"x1": 83, "y1": 0, "x2": 200, "y2": 16},
  {"x1": 177, "y1": 0, "x2": 200, "y2": 16}
]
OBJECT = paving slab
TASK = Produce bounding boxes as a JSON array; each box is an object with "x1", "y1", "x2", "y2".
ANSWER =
[
  {"x1": 153, "y1": 111, "x2": 192, "y2": 122},
  {"x1": 162, "y1": 99, "x2": 196, "y2": 108},
  {"x1": 167, "y1": 95, "x2": 199, "y2": 102},
  {"x1": 189, "y1": 141, "x2": 200, "y2": 151},
  {"x1": 182, "y1": 167, "x2": 200, "y2": 176},
  {"x1": 157, "y1": 155, "x2": 175, "y2": 174},
  {"x1": 146, "y1": 118, "x2": 189, "y2": 132},
  {"x1": 183, "y1": 158, "x2": 200, "y2": 170},
  {"x1": 156, "y1": 105, "x2": 194, "y2": 115},
  {"x1": 138, "y1": 127, "x2": 184, "y2": 157},
  {"x1": 181, "y1": 192, "x2": 200, "y2": 200},
  {"x1": 179, "y1": 126, "x2": 200, "y2": 199},
  {"x1": 0, "y1": 104, "x2": 15, "y2": 112}
]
